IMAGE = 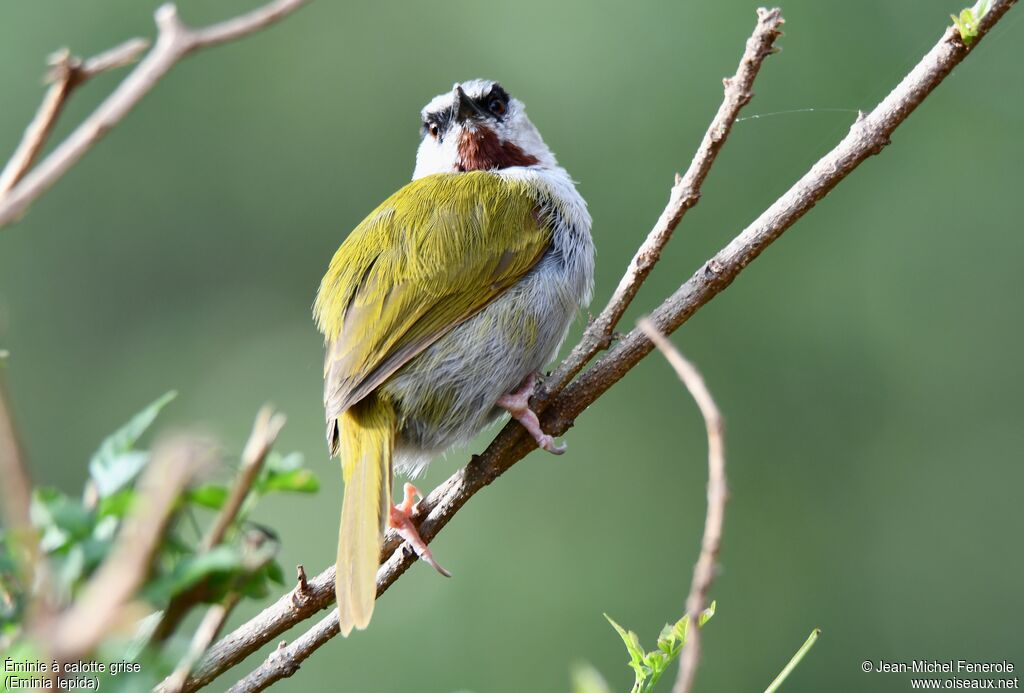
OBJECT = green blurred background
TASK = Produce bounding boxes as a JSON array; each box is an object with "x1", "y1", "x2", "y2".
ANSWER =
[{"x1": 2, "y1": 0, "x2": 1022, "y2": 690}]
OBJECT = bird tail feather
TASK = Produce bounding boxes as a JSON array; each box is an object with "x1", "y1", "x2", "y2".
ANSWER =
[{"x1": 335, "y1": 395, "x2": 394, "y2": 636}]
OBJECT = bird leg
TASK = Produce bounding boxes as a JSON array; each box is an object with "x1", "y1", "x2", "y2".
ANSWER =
[
  {"x1": 496, "y1": 373, "x2": 566, "y2": 455},
  {"x1": 389, "y1": 482, "x2": 451, "y2": 577}
]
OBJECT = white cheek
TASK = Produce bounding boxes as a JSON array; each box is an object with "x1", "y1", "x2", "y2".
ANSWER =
[{"x1": 412, "y1": 133, "x2": 460, "y2": 180}]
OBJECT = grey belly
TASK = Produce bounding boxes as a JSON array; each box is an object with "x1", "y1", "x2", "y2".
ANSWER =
[{"x1": 379, "y1": 254, "x2": 579, "y2": 477}]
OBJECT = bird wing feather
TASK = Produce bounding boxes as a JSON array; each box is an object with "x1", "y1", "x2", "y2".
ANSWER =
[{"x1": 314, "y1": 171, "x2": 551, "y2": 450}]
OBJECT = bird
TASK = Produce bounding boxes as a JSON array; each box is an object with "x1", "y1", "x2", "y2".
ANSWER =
[{"x1": 313, "y1": 79, "x2": 595, "y2": 636}]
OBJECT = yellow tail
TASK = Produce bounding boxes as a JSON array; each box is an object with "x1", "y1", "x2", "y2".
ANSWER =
[{"x1": 335, "y1": 394, "x2": 395, "y2": 636}]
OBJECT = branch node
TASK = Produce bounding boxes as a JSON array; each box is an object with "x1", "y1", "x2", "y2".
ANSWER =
[
  {"x1": 290, "y1": 565, "x2": 310, "y2": 608},
  {"x1": 155, "y1": 4, "x2": 186, "y2": 36},
  {"x1": 45, "y1": 49, "x2": 79, "y2": 84}
]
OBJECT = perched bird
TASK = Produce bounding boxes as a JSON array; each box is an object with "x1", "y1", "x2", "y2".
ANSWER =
[{"x1": 314, "y1": 79, "x2": 595, "y2": 636}]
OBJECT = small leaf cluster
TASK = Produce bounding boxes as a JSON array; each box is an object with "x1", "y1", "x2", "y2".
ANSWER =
[
  {"x1": 951, "y1": 0, "x2": 991, "y2": 44},
  {"x1": 603, "y1": 602, "x2": 716, "y2": 693},
  {"x1": 0, "y1": 392, "x2": 319, "y2": 686}
]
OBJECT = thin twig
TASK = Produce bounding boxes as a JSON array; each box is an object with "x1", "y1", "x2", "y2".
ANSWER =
[
  {"x1": 542, "y1": 8, "x2": 784, "y2": 399},
  {"x1": 151, "y1": 406, "x2": 285, "y2": 644},
  {"x1": 764, "y1": 629, "x2": 822, "y2": 693},
  {"x1": 51, "y1": 435, "x2": 216, "y2": 662},
  {"x1": 164, "y1": 595, "x2": 241, "y2": 693},
  {"x1": 0, "y1": 377, "x2": 57, "y2": 652},
  {"x1": 0, "y1": 378, "x2": 33, "y2": 545},
  {"x1": 173, "y1": 3, "x2": 1018, "y2": 690},
  {"x1": 0, "y1": 39, "x2": 149, "y2": 195},
  {"x1": 0, "y1": 0, "x2": 309, "y2": 228},
  {"x1": 203, "y1": 407, "x2": 286, "y2": 551},
  {"x1": 638, "y1": 319, "x2": 727, "y2": 693},
  {"x1": 156, "y1": 529, "x2": 279, "y2": 693}
]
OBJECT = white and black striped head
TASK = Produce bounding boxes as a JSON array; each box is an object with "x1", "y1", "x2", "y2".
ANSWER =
[{"x1": 412, "y1": 79, "x2": 557, "y2": 179}]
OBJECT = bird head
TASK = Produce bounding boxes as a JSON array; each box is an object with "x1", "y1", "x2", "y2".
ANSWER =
[{"x1": 412, "y1": 80, "x2": 557, "y2": 179}]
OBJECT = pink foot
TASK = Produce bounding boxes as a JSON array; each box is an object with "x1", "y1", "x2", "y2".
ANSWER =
[
  {"x1": 389, "y1": 483, "x2": 451, "y2": 577},
  {"x1": 496, "y1": 374, "x2": 566, "y2": 455}
]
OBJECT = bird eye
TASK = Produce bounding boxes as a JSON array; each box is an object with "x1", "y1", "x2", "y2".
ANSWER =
[{"x1": 487, "y1": 98, "x2": 507, "y2": 117}]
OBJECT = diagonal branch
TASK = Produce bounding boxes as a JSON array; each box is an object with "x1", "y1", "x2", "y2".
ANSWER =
[
  {"x1": 542, "y1": 7, "x2": 784, "y2": 398},
  {"x1": 0, "y1": 39, "x2": 149, "y2": 195},
  {"x1": 202, "y1": 407, "x2": 286, "y2": 552},
  {"x1": 0, "y1": 378, "x2": 33, "y2": 550},
  {"x1": 150, "y1": 406, "x2": 286, "y2": 644},
  {"x1": 0, "y1": 0, "x2": 309, "y2": 229},
  {"x1": 638, "y1": 320, "x2": 727, "y2": 693},
  {"x1": 175, "y1": 2, "x2": 1017, "y2": 690}
]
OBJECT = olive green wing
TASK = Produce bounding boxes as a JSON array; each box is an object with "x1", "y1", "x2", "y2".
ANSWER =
[{"x1": 314, "y1": 171, "x2": 550, "y2": 449}]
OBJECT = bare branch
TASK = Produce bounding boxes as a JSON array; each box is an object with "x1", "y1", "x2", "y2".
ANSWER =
[
  {"x1": 79, "y1": 39, "x2": 153, "y2": 75},
  {"x1": 0, "y1": 376, "x2": 59, "y2": 649},
  {"x1": 0, "y1": 378, "x2": 33, "y2": 546},
  {"x1": 0, "y1": 0, "x2": 308, "y2": 229},
  {"x1": 51, "y1": 435, "x2": 216, "y2": 662},
  {"x1": 0, "y1": 39, "x2": 149, "y2": 195},
  {"x1": 164, "y1": 595, "x2": 241, "y2": 693},
  {"x1": 203, "y1": 406, "x2": 286, "y2": 552},
  {"x1": 638, "y1": 319, "x2": 727, "y2": 693},
  {"x1": 224, "y1": 609, "x2": 333, "y2": 693},
  {"x1": 150, "y1": 406, "x2": 285, "y2": 644},
  {"x1": 542, "y1": 7, "x2": 784, "y2": 398},
  {"x1": 291, "y1": 565, "x2": 309, "y2": 605},
  {"x1": 171, "y1": 2, "x2": 1017, "y2": 689}
]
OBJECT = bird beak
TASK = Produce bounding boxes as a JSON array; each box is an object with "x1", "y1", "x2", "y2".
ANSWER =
[{"x1": 454, "y1": 85, "x2": 486, "y2": 123}]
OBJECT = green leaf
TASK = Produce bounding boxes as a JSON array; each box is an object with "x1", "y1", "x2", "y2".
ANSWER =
[
  {"x1": 88, "y1": 391, "x2": 176, "y2": 497},
  {"x1": 97, "y1": 489, "x2": 135, "y2": 519},
  {"x1": 255, "y1": 452, "x2": 319, "y2": 496},
  {"x1": 643, "y1": 649, "x2": 667, "y2": 671},
  {"x1": 188, "y1": 484, "x2": 229, "y2": 509},
  {"x1": 260, "y1": 468, "x2": 319, "y2": 494},
  {"x1": 144, "y1": 545, "x2": 244, "y2": 604},
  {"x1": 30, "y1": 488, "x2": 93, "y2": 553},
  {"x1": 56, "y1": 544, "x2": 87, "y2": 591},
  {"x1": 605, "y1": 614, "x2": 650, "y2": 687},
  {"x1": 605, "y1": 614, "x2": 645, "y2": 666},
  {"x1": 235, "y1": 569, "x2": 272, "y2": 599},
  {"x1": 172, "y1": 546, "x2": 244, "y2": 591},
  {"x1": 266, "y1": 451, "x2": 303, "y2": 473},
  {"x1": 265, "y1": 559, "x2": 285, "y2": 585},
  {"x1": 571, "y1": 662, "x2": 612, "y2": 693},
  {"x1": 951, "y1": 1, "x2": 988, "y2": 44},
  {"x1": 700, "y1": 600, "x2": 717, "y2": 626},
  {"x1": 605, "y1": 603, "x2": 717, "y2": 693}
]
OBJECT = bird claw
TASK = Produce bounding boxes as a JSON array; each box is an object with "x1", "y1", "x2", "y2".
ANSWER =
[
  {"x1": 389, "y1": 483, "x2": 451, "y2": 578},
  {"x1": 538, "y1": 434, "x2": 567, "y2": 455},
  {"x1": 496, "y1": 374, "x2": 566, "y2": 456}
]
